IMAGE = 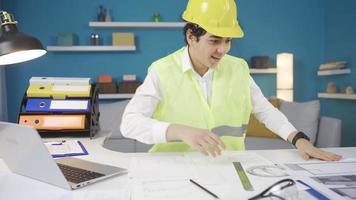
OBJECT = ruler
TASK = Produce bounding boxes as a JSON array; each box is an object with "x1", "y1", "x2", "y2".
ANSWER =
[{"x1": 233, "y1": 162, "x2": 254, "y2": 191}]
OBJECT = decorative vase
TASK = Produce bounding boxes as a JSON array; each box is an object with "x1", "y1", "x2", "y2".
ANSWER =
[{"x1": 326, "y1": 82, "x2": 337, "y2": 93}]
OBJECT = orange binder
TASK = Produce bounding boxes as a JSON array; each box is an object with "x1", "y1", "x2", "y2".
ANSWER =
[{"x1": 19, "y1": 115, "x2": 85, "y2": 130}]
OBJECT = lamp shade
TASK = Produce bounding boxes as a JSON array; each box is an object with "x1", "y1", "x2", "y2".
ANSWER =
[
  {"x1": 0, "y1": 11, "x2": 46, "y2": 65},
  {"x1": 276, "y1": 53, "x2": 293, "y2": 101}
]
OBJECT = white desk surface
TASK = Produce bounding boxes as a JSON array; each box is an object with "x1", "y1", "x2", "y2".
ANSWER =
[{"x1": 1, "y1": 134, "x2": 355, "y2": 200}]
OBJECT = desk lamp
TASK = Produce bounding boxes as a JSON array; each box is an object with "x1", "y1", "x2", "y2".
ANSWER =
[
  {"x1": 0, "y1": 11, "x2": 46, "y2": 123},
  {"x1": 0, "y1": 11, "x2": 46, "y2": 65},
  {"x1": 276, "y1": 53, "x2": 293, "y2": 102}
]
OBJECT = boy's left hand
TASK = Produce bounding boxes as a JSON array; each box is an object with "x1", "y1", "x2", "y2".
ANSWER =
[{"x1": 296, "y1": 139, "x2": 342, "y2": 161}]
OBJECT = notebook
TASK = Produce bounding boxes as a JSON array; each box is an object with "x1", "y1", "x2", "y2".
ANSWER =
[{"x1": 0, "y1": 121, "x2": 127, "y2": 190}]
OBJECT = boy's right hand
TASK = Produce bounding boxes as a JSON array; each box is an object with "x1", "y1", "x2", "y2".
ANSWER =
[{"x1": 166, "y1": 124, "x2": 226, "y2": 157}]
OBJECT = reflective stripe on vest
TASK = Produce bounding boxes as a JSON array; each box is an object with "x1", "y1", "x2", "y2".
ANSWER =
[
  {"x1": 149, "y1": 47, "x2": 252, "y2": 152},
  {"x1": 211, "y1": 125, "x2": 247, "y2": 137}
]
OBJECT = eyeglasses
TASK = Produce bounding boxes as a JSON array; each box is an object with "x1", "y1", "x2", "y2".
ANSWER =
[{"x1": 248, "y1": 179, "x2": 299, "y2": 200}]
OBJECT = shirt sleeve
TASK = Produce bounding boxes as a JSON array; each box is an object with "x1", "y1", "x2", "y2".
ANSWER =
[
  {"x1": 250, "y1": 76, "x2": 297, "y2": 140},
  {"x1": 120, "y1": 68, "x2": 170, "y2": 144}
]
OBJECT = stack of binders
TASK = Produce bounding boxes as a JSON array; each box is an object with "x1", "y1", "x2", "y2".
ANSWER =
[{"x1": 18, "y1": 77, "x2": 100, "y2": 138}]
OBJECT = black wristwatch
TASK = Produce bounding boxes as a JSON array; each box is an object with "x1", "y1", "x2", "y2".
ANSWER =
[{"x1": 291, "y1": 131, "x2": 310, "y2": 147}]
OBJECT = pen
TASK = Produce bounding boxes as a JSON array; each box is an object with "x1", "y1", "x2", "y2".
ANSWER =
[
  {"x1": 189, "y1": 179, "x2": 219, "y2": 199},
  {"x1": 51, "y1": 140, "x2": 66, "y2": 145}
]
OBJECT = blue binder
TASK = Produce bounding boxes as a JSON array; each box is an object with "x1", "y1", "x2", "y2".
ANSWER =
[{"x1": 25, "y1": 98, "x2": 90, "y2": 112}]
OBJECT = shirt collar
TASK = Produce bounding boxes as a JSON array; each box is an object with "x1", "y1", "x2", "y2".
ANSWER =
[
  {"x1": 181, "y1": 46, "x2": 215, "y2": 75},
  {"x1": 182, "y1": 46, "x2": 193, "y2": 73}
]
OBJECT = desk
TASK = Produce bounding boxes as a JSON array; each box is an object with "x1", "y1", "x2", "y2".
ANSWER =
[{"x1": 0, "y1": 134, "x2": 355, "y2": 200}]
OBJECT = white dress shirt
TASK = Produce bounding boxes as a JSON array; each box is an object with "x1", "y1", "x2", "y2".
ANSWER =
[{"x1": 120, "y1": 47, "x2": 297, "y2": 144}]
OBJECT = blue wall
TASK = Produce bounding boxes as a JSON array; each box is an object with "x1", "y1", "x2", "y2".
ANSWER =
[
  {"x1": 3, "y1": 0, "x2": 354, "y2": 145},
  {"x1": 320, "y1": 0, "x2": 356, "y2": 146}
]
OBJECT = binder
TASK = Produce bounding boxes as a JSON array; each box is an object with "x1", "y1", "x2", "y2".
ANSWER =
[
  {"x1": 25, "y1": 99, "x2": 90, "y2": 112},
  {"x1": 29, "y1": 77, "x2": 90, "y2": 85},
  {"x1": 19, "y1": 115, "x2": 86, "y2": 130},
  {"x1": 26, "y1": 84, "x2": 91, "y2": 99},
  {"x1": 18, "y1": 82, "x2": 99, "y2": 138}
]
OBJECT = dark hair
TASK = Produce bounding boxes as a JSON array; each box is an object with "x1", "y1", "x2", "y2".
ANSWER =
[{"x1": 183, "y1": 23, "x2": 207, "y2": 45}]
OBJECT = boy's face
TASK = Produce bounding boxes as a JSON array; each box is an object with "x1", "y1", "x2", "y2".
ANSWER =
[{"x1": 187, "y1": 31, "x2": 231, "y2": 70}]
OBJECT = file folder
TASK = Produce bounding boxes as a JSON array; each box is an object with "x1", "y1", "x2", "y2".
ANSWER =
[
  {"x1": 19, "y1": 115, "x2": 86, "y2": 130},
  {"x1": 25, "y1": 99, "x2": 90, "y2": 112},
  {"x1": 30, "y1": 77, "x2": 90, "y2": 85},
  {"x1": 26, "y1": 84, "x2": 91, "y2": 99}
]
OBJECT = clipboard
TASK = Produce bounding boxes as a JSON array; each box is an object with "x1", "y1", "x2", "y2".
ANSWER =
[{"x1": 44, "y1": 140, "x2": 88, "y2": 158}]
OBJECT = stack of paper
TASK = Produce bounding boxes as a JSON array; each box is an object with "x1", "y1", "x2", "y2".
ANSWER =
[{"x1": 128, "y1": 152, "x2": 276, "y2": 200}]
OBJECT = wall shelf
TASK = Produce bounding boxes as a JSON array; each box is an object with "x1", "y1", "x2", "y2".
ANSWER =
[
  {"x1": 98, "y1": 68, "x2": 277, "y2": 100},
  {"x1": 99, "y1": 93, "x2": 134, "y2": 99},
  {"x1": 318, "y1": 93, "x2": 356, "y2": 100},
  {"x1": 249, "y1": 68, "x2": 277, "y2": 74},
  {"x1": 47, "y1": 45, "x2": 136, "y2": 52},
  {"x1": 98, "y1": 68, "x2": 277, "y2": 99},
  {"x1": 89, "y1": 21, "x2": 186, "y2": 28},
  {"x1": 317, "y1": 68, "x2": 351, "y2": 76}
]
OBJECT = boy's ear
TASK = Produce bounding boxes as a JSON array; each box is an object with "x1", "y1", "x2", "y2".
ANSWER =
[{"x1": 186, "y1": 29, "x2": 197, "y2": 45}]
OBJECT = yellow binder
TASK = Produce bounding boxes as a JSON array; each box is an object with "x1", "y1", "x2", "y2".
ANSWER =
[{"x1": 26, "y1": 84, "x2": 91, "y2": 99}]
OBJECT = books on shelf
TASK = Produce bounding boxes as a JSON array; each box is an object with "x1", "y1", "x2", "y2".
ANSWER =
[{"x1": 317, "y1": 68, "x2": 351, "y2": 76}]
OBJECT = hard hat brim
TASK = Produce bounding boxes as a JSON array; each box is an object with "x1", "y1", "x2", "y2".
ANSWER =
[{"x1": 201, "y1": 24, "x2": 244, "y2": 38}]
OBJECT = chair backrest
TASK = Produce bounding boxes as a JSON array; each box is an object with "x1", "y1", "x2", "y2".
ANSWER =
[
  {"x1": 99, "y1": 100, "x2": 130, "y2": 138},
  {"x1": 99, "y1": 100, "x2": 153, "y2": 152},
  {"x1": 316, "y1": 116, "x2": 341, "y2": 147}
]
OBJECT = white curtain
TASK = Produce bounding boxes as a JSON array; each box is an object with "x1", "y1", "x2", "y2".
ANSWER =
[{"x1": 0, "y1": 67, "x2": 8, "y2": 121}]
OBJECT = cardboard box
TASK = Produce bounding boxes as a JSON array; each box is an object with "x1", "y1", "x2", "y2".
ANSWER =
[
  {"x1": 98, "y1": 83, "x2": 117, "y2": 94},
  {"x1": 123, "y1": 74, "x2": 136, "y2": 81},
  {"x1": 118, "y1": 81, "x2": 141, "y2": 93},
  {"x1": 98, "y1": 75, "x2": 113, "y2": 83},
  {"x1": 251, "y1": 56, "x2": 270, "y2": 68},
  {"x1": 56, "y1": 33, "x2": 79, "y2": 46},
  {"x1": 112, "y1": 32, "x2": 135, "y2": 46}
]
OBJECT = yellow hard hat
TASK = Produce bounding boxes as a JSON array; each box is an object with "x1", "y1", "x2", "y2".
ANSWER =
[{"x1": 182, "y1": 0, "x2": 244, "y2": 38}]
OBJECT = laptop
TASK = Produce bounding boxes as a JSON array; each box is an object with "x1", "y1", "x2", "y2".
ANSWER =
[{"x1": 0, "y1": 121, "x2": 128, "y2": 190}]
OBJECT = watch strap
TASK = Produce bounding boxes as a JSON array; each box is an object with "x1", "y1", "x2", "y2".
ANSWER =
[{"x1": 292, "y1": 131, "x2": 310, "y2": 147}]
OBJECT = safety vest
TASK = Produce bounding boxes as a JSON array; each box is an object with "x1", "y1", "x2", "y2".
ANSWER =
[{"x1": 149, "y1": 47, "x2": 252, "y2": 152}]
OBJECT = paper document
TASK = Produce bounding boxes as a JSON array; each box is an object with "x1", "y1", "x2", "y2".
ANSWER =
[
  {"x1": 299, "y1": 162, "x2": 356, "y2": 175},
  {"x1": 285, "y1": 161, "x2": 356, "y2": 176},
  {"x1": 44, "y1": 140, "x2": 88, "y2": 158},
  {"x1": 282, "y1": 159, "x2": 356, "y2": 199},
  {"x1": 129, "y1": 152, "x2": 275, "y2": 200}
]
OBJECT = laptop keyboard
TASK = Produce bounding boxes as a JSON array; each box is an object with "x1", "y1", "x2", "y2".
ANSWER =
[{"x1": 57, "y1": 163, "x2": 105, "y2": 184}]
